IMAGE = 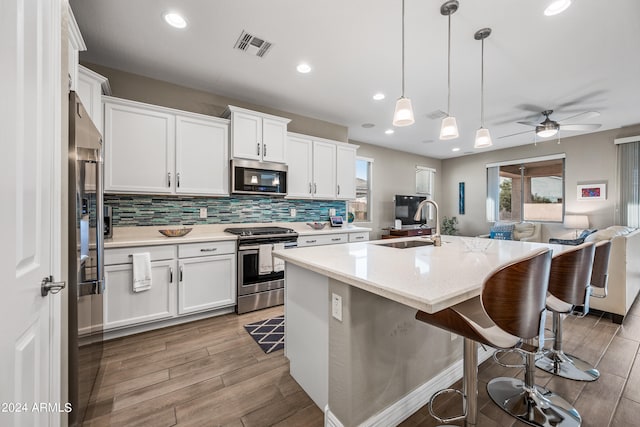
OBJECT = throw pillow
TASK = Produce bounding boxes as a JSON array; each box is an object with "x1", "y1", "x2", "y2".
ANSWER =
[
  {"x1": 490, "y1": 230, "x2": 513, "y2": 240},
  {"x1": 549, "y1": 238, "x2": 583, "y2": 246}
]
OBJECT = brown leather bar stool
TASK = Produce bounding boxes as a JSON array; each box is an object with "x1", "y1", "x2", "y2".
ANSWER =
[
  {"x1": 416, "y1": 248, "x2": 579, "y2": 427},
  {"x1": 536, "y1": 240, "x2": 609, "y2": 381}
]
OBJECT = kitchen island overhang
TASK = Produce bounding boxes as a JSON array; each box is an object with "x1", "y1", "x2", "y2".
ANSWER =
[{"x1": 274, "y1": 236, "x2": 570, "y2": 427}]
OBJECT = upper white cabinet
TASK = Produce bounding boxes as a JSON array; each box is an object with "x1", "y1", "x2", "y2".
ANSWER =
[
  {"x1": 67, "y1": 4, "x2": 85, "y2": 92},
  {"x1": 336, "y1": 145, "x2": 357, "y2": 200},
  {"x1": 103, "y1": 97, "x2": 229, "y2": 196},
  {"x1": 286, "y1": 132, "x2": 358, "y2": 200},
  {"x1": 77, "y1": 65, "x2": 110, "y2": 132},
  {"x1": 223, "y1": 105, "x2": 290, "y2": 163}
]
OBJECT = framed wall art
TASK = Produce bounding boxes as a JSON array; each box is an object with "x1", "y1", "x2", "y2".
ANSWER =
[
  {"x1": 577, "y1": 183, "x2": 606, "y2": 201},
  {"x1": 458, "y1": 182, "x2": 465, "y2": 214}
]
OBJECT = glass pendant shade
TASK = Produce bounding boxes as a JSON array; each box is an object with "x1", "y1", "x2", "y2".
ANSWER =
[
  {"x1": 393, "y1": 97, "x2": 415, "y2": 127},
  {"x1": 536, "y1": 126, "x2": 558, "y2": 138},
  {"x1": 439, "y1": 116, "x2": 459, "y2": 140},
  {"x1": 474, "y1": 127, "x2": 493, "y2": 148}
]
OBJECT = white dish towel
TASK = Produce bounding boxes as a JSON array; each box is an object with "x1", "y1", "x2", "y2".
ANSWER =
[
  {"x1": 132, "y1": 252, "x2": 152, "y2": 292},
  {"x1": 258, "y1": 244, "x2": 273, "y2": 275},
  {"x1": 273, "y1": 243, "x2": 285, "y2": 272}
]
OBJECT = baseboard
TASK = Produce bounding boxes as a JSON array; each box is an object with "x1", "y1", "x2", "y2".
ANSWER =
[{"x1": 324, "y1": 346, "x2": 493, "y2": 427}]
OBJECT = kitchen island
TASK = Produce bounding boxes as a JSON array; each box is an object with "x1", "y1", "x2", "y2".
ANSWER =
[{"x1": 273, "y1": 236, "x2": 569, "y2": 427}]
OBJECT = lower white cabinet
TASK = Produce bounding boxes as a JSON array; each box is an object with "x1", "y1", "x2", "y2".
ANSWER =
[
  {"x1": 104, "y1": 259, "x2": 176, "y2": 330},
  {"x1": 104, "y1": 241, "x2": 236, "y2": 331},
  {"x1": 177, "y1": 244, "x2": 236, "y2": 314}
]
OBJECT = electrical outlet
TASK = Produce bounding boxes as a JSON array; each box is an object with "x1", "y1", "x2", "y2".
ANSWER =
[
  {"x1": 199, "y1": 207, "x2": 207, "y2": 219},
  {"x1": 290, "y1": 208, "x2": 296, "y2": 217},
  {"x1": 329, "y1": 208, "x2": 336, "y2": 217},
  {"x1": 332, "y1": 293, "x2": 343, "y2": 321}
]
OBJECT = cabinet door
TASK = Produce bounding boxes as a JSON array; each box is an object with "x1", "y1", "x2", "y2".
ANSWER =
[
  {"x1": 176, "y1": 115, "x2": 229, "y2": 195},
  {"x1": 77, "y1": 66, "x2": 108, "y2": 132},
  {"x1": 262, "y1": 117, "x2": 287, "y2": 163},
  {"x1": 178, "y1": 254, "x2": 236, "y2": 315},
  {"x1": 312, "y1": 141, "x2": 337, "y2": 199},
  {"x1": 336, "y1": 145, "x2": 357, "y2": 200},
  {"x1": 231, "y1": 111, "x2": 262, "y2": 160},
  {"x1": 286, "y1": 136, "x2": 314, "y2": 198},
  {"x1": 103, "y1": 260, "x2": 177, "y2": 330},
  {"x1": 104, "y1": 101, "x2": 175, "y2": 193}
]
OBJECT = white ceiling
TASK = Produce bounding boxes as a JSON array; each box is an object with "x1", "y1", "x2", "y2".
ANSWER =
[{"x1": 70, "y1": 0, "x2": 640, "y2": 159}]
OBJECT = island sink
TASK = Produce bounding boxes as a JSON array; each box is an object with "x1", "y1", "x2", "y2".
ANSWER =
[{"x1": 374, "y1": 240, "x2": 434, "y2": 249}]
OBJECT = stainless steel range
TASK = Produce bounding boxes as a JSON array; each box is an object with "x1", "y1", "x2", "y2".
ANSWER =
[{"x1": 225, "y1": 226, "x2": 298, "y2": 314}]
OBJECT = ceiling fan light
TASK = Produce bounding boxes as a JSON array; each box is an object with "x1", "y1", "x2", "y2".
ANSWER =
[
  {"x1": 544, "y1": 0, "x2": 571, "y2": 16},
  {"x1": 393, "y1": 97, "x2": 415, "y2": 127},
  {"x1": 536, "y1": 126, "x2": 558, "y2": 138},
  {"x1": 474, "y1": 127, "x2": 493, "y2": 148},
  {"x1": 439, "y1": 116, "x2": 459, "y2": 140}
]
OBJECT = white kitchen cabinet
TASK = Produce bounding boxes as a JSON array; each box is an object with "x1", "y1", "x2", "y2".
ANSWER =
[
  {"x1": 77, "y1": 65, "x2": 110, "y2": 132},
  {"x1": 175, "y1": 115, "x2": 228, "y2": 195},
  {"x1": 336, "y1": 144, "x2": 357, "y2": 200},
  {"x1": 224, "y1": 105, "x2": 290, "y2": 163},
  {"x1": 312, "y1": 140, "x2": 337, "y2": 199},
  {"x1": 103, "y1": 97, "x2": 229, "y2": 196},
  {"x1": 67, "y1": 4, "x2": 85, "y2": 92},
  {"x1": 177, "y1": 241, "x2": 236, "y2": 315},
  {"x1": 286, "y1": 135, "x2": 314, "y2": 198},
  {"x1": 104, "y1": 259, "x2": 177, "y2": 330},
  {"x1": 348, "y1": 232, "x2": 370, "y2": 242},
  {"x1": 287, "y1": 132, "x2": 358, "y2": 200},
  {"x1": 104, "y1": 98, "x2": 175, "y2": 194},
  {"x1": 297, "y1": 233, "x2": 348, "y2": 247}
]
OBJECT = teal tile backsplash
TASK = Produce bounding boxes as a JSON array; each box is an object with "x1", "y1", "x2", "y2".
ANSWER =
[{"x1": 105, "y1": 195, "x2": 346, "y2": 227}]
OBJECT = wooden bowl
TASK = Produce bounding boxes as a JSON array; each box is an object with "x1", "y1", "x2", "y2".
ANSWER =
[
  {"x1": 306, "y1": 222, "x2": 326, "y2": 230},
  {"x1": 158, "y1": 228, "x2": 193, "y2": 238}
]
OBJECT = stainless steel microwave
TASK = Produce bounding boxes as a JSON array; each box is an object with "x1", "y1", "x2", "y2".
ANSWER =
[{"x1": 231, "y1": 159, "x2": 287, "y2": 196}]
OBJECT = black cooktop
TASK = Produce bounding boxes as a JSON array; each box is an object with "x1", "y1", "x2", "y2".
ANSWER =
[{"x1": 224, "y1": 226, "x2": 297, "y2": 237}]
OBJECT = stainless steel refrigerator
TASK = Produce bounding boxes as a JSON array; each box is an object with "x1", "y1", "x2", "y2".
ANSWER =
[{"x1": 68, "y1": 91, "x2": 104, "y2": 426}]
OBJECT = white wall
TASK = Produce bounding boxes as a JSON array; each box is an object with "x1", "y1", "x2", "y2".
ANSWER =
[
  {"x1": 440, "y1": 124, "x2": 640, "y2": 239},
  {"x1": 349, "y1": 141, "x2": 442, "y2": 240}
]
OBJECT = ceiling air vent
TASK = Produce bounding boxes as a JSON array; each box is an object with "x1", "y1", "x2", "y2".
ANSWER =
[
  {"x1": 427, "y1": 110, "x2": 448, "y2": 120},
  {"x1": 234, "y1": 30, "x2": 273, "y2": 58}
]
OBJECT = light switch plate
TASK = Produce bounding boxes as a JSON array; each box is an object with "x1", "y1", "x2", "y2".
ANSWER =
[
  {"x1": 332, "y1": 293, "x2": 343, "y2": 321},
  {"x1": 199, "y1": 207, "x2": 207, "y2": 219},
  {"x1": 290, "y1": 208, "x2": 296, "y2": 217}
]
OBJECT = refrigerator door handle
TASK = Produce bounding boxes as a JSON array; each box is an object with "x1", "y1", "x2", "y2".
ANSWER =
[{"x1": 95, "y1": 143, "x2": 105, "y2": 292}]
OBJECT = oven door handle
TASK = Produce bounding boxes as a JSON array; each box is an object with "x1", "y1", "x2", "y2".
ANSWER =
[{"x1": 239, "y1": 243, "x2": 297, "y2": 251}]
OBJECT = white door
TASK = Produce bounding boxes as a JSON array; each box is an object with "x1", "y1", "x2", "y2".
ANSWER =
[
  {"x1": 175, "y1": 115, "x2": 229, "y2": 196},
  {"x1": 231, "y1": 111, "x2": 262, "y2": 160},
  {"x1": 336, "y1": 145, "x2": 357, "y2": 200},
  {"x1": 178, "y1": 255, "x2": 235, "y2": 315},
  {"x1": 261, "y1": 117, "x2": 287, "y2": 163},
  {"x1": 0, "y1": 0, "x2": 62, "y2": 426}
]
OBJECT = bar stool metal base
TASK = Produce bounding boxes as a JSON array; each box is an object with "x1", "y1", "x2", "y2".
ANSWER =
[
  {"x1": 536, "y1": 349, "x2": 600, "y2": 382},
  {"x1": 487, "y1": 377, "x2": 581, "y2": 427}
]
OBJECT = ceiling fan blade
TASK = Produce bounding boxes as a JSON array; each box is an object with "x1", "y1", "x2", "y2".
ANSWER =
[
  {"x1": 561, "y1": 124, "x2": 602, "y2": 131},
  {"x1": 516, "y1": 121, "x2": 539, "y2": 127},
  {"x1": 557, "y1": 111, "x2": 601, "y2": 123},
  {"x1": 498, "y1": 130, "x2": 533, "y2": 139}
]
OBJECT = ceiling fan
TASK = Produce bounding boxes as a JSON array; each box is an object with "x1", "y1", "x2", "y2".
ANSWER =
[{"x1": 499, "y1": 110, "x2": 602, "y2": 139}]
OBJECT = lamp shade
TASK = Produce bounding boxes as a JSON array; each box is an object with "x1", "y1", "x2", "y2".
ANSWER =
[
  {"x1": 474, "y1": 127, "x2": 492, "y2": 148},
  {"x1": 563, "y1": 214, "x2": 589, "y2": 230},
  {"x1": 393, "y1": 97, "x2": 415, "y2": 126},
  {"x1": 439, "y1": 116, "x2": 459, "y2": 140}
]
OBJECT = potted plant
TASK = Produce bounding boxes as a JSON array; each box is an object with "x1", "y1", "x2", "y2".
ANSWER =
[{"x1": 442, "y1": 216, "x2": 458, "y2": 235}]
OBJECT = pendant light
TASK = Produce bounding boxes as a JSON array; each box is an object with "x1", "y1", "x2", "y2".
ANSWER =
[
  {"x1": 439, "y1": 0, "x2": 459, "y2": 140},
  {"x1": 393, "y1": 0, "x2": 415, "y2": 127},
  {"x1": 474, "y1": 28, "x2": 492, "y2": 148}
]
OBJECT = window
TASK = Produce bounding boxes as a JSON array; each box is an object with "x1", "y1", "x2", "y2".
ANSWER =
[
  {"x1": 616, "y1": 137, "x2": 640, "y2": 227},
  {"x1": 416, "y1": 166, "x2": 436, "y2": 220},
  {"x1": 487, "y1": 155, "x2": 565, "y2": 223},
  {"x1": 349, "y1": 157, "x2": 373, "y2": 222}
]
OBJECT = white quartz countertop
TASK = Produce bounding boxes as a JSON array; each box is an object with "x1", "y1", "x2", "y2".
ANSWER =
[
  {"x1": 273, "y1": 236, "x2": 570, "y2": 314},
  {"x1": 105, "y1": 222, "x2": 371, "y2": 249}
]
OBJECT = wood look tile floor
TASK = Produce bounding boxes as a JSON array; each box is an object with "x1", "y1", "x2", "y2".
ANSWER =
[{"x1": 85, "y1": 300, "x2": 640, "y2": 426}]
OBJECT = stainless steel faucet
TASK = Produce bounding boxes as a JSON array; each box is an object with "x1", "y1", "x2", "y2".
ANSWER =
[{"x1": 414, "y1": 199, "x2": 441, "y2": 246}]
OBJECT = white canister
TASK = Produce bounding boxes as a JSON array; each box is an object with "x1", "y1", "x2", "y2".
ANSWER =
[{"x1": 394, "y1": 219, "x2": 402, "y2": 230}]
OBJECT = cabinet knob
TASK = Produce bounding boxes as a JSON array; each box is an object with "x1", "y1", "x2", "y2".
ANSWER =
[
  {"x1": 179, "y1": 266, "x2": 183, "y2": 282},
  {"x1": 337, "y1": 184, "x2": 340, "y2": 195},
  {"x1": 257, "y1": 143, "x2": 261, "y2": 156},
  {"x1": 169, "y1": 267, "x2": 173, "y2": 283},
  {"x1": 177, "y1": 173, "x2": 180, "y2": 188},
  {"x1": 167, "y1": 172, "x2": 171, "y2": 187}
]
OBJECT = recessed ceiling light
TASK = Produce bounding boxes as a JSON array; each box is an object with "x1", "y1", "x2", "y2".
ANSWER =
[
  {"x1": 385, "y1": 129, "x2": 394, "y2": 135},
  {"x1": 296, "y1": 63, "x2": 311, "y2": 73},
  {"x1": 544, "y1": 0, "x2": 571, "y2": 16},
  {"x1": 452, "y1": 147, "x2": 461, "y2": 152},
  {"x1": 373, "y1": 93, "x2": 385, "y2": 101},
  {"x1": 163, "y1": 12, "x2": 187, "y2": 29}
]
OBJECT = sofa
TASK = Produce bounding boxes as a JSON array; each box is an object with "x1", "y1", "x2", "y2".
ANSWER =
[
  {"x1": 584, "y1": 226, "x2": 640, "y2": 323},
  {"x1": 478, "y1": 221, "x2": 542, "y2": 243}
]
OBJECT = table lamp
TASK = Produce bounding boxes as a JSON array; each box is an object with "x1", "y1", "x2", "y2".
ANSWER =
[{"x1": 563, "y1": 215, "x2": 589, "y2": 238}]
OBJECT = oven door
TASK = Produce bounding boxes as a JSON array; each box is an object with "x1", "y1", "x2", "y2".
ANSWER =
[{"x1": 237, "y1": 241, "x2": 295, "y2": 296}]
